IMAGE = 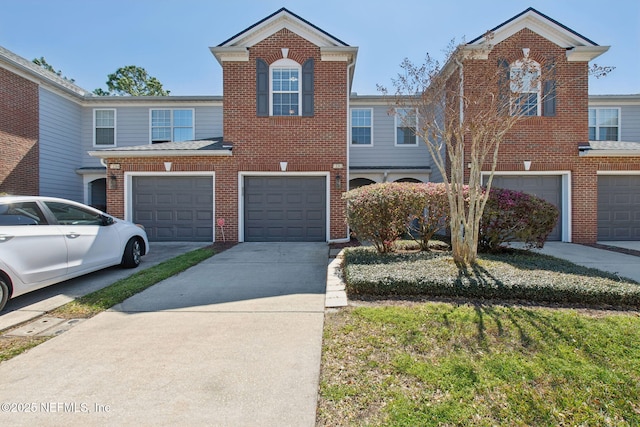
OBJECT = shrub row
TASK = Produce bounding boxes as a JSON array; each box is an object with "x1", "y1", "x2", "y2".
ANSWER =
[{"x1": 343, "y1": 182, "x2": 559, "y2": 253}]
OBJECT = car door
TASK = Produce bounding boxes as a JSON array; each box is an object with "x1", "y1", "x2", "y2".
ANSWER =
[
  {"x1": 0, "y1": 201, "x2": 68, "y2": 285},
  {"x1": 42, "y1": 201, "x2": 121, "y2": 276}
]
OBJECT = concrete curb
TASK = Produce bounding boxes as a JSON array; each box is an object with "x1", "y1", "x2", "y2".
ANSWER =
[{"x1": 325, "y1": 249, "x2": 348, "y2": 308}]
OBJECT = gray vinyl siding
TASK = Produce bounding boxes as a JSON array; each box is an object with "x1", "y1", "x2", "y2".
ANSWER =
[
  {"x1": 39, "y1": 88, "x2": 84, "y2": 201},
  {"x1": 79, "y1": 104, "x2": 224, "y2": 168},
  {"x1": 349, "y1": 105, "x2": 432, "y2": 168},
  {"x1": 621, "y1": 104, "x2": 640, "y2": 142}
]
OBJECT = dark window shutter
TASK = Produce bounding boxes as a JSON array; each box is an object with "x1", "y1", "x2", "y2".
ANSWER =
[
  {"x1": 302, "y1": 58, "x2": 314, "y2": 116},
  {"x1": 256, "y1": 58, "x2": 269, "y2": 117},
  {"x1": 542, "y1": 59, "x2": 556, "y2": 117},
  {"x1": 497, "y1": 58, "x2": 510, "y2": 115}
]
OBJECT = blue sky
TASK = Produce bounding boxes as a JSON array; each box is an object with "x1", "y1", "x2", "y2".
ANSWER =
[{"x1": 1, "y1": 0, "x2": 638, "y2": 96}]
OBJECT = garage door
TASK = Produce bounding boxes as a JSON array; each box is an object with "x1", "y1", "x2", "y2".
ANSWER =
[
  {"x1": 132, "y1": 176, "x2": 213, "y2": 242},
  {"x1": 598, "y1": 175, "x2": 640, "y2": 241},
  {"x1": 490, "y1": 175, "x2": 562, "y2": 241},
  {"x1": 244, "y1": 176, "x2": 326, "y2": 242}
]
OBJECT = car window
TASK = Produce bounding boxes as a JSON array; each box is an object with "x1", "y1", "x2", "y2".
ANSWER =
[
  {"x1": 0, "y1": 202, "x2": 48, "y2": 225},
  {"x1": 44, "y1": 202, "x2": 104, "y2": 226}
]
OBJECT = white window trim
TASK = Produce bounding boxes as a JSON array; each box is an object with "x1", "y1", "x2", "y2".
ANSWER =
[
  {"x1": 269, "y1": 58, "x2": 302, "y2": 117},
  {"x1": 510, "y1": 59, "x2": 541, "y2": 117},
  {"x1": 589, "y1": 107, "x2": 621, "y2": 141},
  {"x1": 93, "y1": 108, "x2": 116, "y2": 147},
  {"x1": 394, "y1": 108, "x2": 418, "y2": 146},
  {"x1": 350, "y1": 108, "x2": 374, "y2": 147},
  {"x1": 149, "y1": 108, "x2": 195, "y2": 144}
]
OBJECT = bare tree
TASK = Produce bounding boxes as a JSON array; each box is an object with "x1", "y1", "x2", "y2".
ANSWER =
[{"x1": 381, "y1": 33, "x2": 611, "y2": 265}]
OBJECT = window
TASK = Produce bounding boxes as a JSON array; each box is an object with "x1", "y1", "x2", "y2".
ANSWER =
[
  {"x1": 351, "y1": 109, "x2": 372, "y2": 145},
  {"x1": 270, "y1": 59, "x2": 301, "y2": 116},
  {"x1": 589, "y1": 108, "x2": 620, "y2": 141},
  {"x1": 94, "y1": 109, "x2": 115, "y2": 146},
  {"x1": 256, "y1": 58, "x2": 314, "y2": 117},
  {"x1": 395, "y1": 108, "x2": 417, "y2": 146},
  {"x1": 151, "y1": 109, "x2": 194, "y2": 143},
  {"x1": 510, "y1": 60, "x2": 541, "y2": 116}
]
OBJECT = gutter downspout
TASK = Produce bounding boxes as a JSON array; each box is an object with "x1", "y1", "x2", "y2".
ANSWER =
[{"x1": 331, "y1": 57, "x2": 356, "y2": 244}]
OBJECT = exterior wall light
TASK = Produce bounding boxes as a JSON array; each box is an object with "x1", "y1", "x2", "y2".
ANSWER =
[
  {"x1": 109, "y1": 173, "x2": 118, "y2": 190},
  {"x1": 280, "y1": 161, "x2": 288, "y2": 172},
  {"x1": 524, "y1": 160, "x2": 532, "y2": 171},
  {"x1": 335, "y1": 174, "x2": 342, "y2": 190}
]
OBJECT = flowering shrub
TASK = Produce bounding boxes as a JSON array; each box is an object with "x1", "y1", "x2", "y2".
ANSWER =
[
  {"x1": 343, "y1": 183, "x2": 415, "y2": 253},
  {"x1": 479, "y1": 187, "x2": 559, "y2": 252}
]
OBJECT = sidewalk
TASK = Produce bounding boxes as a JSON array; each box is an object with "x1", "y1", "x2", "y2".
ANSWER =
[
  {"x1": 535, "y1": 241, "x2": 640, "y2": 283},
  {"x1": 0, "y1": 243, "x2": 328, "y2": 426}
]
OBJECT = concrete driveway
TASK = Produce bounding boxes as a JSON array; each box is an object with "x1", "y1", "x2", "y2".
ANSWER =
[
  {"x1": 0, "y1": 242, "x2": 208, "y2": 331},
  {"x1": 0, "y1": 242, "x2": 328, "y2": 426}
]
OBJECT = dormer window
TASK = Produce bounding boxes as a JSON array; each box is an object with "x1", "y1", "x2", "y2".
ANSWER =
[
  {"x1": 270, "y1": 59, "x2": 301, "y2": 116},
  {"x1": 510, "y1": 59, "x2": 541, "y2": 116}
]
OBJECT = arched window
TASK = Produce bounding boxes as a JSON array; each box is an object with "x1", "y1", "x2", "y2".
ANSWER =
[
  {"x1": 510, "y1": 59, "x2": 541, "y2": 116},
  {"x1": 256, "y1": 57, "x2": 314, "y2": 117},
  {"x1": 270, "y1": 58, "x2": 302, "y2": 116},
  {"x1": 349, "y1": 178, "x2": 376, "y2": 190}
]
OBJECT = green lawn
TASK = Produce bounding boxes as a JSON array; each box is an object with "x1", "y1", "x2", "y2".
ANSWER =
[
  {"x1": 318, "y1": 302, "x2": 640, "y2": 426},
  {"x1": 319, "y1": 245, "x2": 640, "y2": 425}
]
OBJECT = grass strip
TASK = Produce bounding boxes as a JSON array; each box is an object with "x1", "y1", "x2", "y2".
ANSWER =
[
  {"x1": 1, "y1": 246, "x2": 221, "y2": 363},
  {"x1": 52, "y1": 247, "x2": 216, "y2": 318}
]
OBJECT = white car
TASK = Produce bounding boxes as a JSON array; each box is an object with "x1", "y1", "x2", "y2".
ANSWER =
[{"x1": 0, "y1": 196, "x2": 149, "y2": 311}]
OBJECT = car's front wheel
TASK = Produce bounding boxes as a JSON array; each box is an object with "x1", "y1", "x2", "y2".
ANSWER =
[
  {"x1": 0, "y1": 276, "x2": 9, "y2": 312},
  {"x1": 121, "y1": 238, "x2": 142, "y2": 268}
]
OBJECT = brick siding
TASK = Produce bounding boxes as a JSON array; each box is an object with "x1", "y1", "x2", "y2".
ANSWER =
[
  {"x1": 108, "y1": 29, "x2": 349, "y2": 241},
  {"x1": 0, "y1": 68, "x2": 39, "y2": 195},
  {"x1": 461, "y1": 29, "x2": 634, "y2": 243}
]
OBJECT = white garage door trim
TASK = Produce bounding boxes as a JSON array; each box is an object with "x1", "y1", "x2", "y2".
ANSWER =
[
  {"x1": 124, "y1": 171, "x2": 216, "y2": 241},
  {"x1": 238, "y1": 172, "x2": 330, "y2": 242},
  {"x1": 481, "y1": 171, "x2": 572, "y2": 242}
]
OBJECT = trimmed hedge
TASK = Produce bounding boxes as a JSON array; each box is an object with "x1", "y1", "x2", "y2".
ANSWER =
[{"x1": 343, "y1": 247, "x2": 640, "y2": 307}]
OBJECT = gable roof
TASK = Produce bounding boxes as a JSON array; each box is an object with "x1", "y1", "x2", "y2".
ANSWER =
[
  {"x1": 210, "y1": 8, "x2": 357, "y2": 65},
  {"x1": 218, "y1": 7, "x2": 349, "y2": 48},
  {"x1": 467, "y1": 7, "x2": 609, "y2": 61}
]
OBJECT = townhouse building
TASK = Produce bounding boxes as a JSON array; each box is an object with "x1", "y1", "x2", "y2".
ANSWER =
[{"x1": 1, "y1": 8, "x2": 638, "y2": 243}]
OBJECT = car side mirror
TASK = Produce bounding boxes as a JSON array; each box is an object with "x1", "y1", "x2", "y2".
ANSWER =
[{"x1": 101, "y1": 215, "x2": 115, "y2": 226}]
